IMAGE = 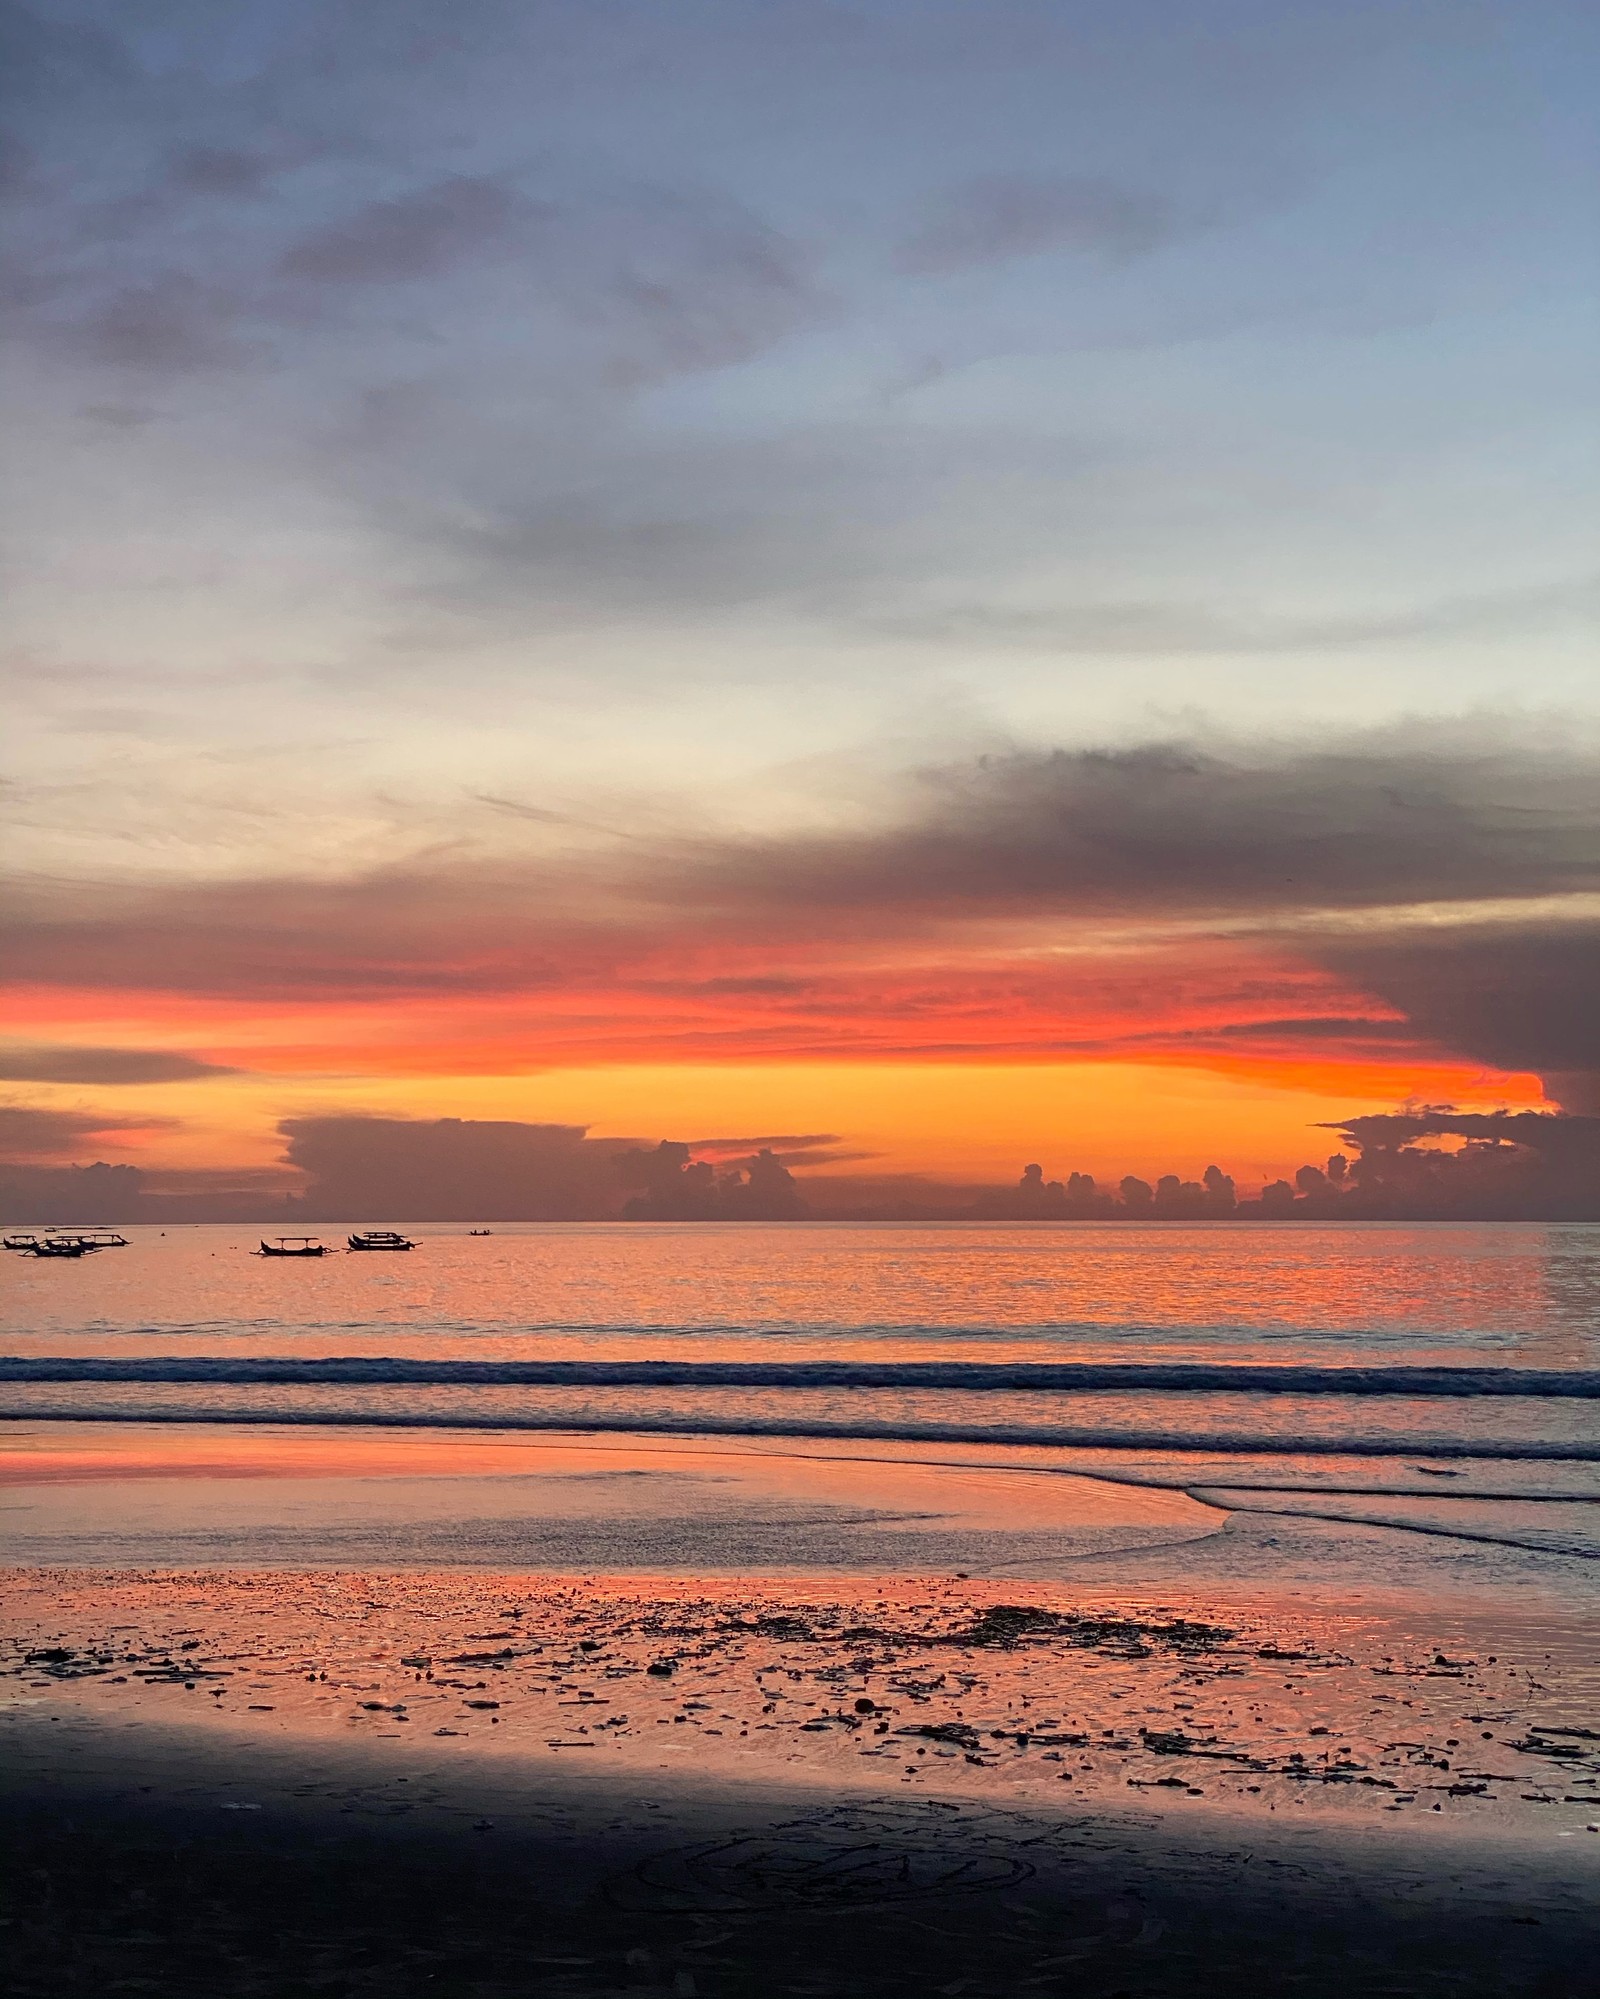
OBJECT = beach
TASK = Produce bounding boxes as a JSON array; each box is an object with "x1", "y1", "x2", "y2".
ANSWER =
[
  {"x1": 12, "y1": 0, "x2": 1597, "y2": 1979},
  {"x1": 4, "y1": 1564, "x2": 1597, "y2": 1996},
  {"x1": 3, "y1": 1223, "x2": 1597, "y2": 1992}
]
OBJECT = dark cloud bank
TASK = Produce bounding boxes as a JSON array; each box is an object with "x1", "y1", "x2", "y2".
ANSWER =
[
  {"x1": 5, "y1": 730, "x2": 1597, "y2": 1101},
  {"x1": 686, "y1": 734, "x2": 1600, "y2": 914},
  {"x1": 5, "y1": 1109, "x2": 1600, "y2": 1225}
]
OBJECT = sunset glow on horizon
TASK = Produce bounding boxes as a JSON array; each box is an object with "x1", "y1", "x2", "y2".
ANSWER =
[{"x1": 2, "y1": 0, "x2": 1595, "y2": 1213}]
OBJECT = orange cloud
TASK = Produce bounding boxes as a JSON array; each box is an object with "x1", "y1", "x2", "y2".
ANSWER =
[{"x1": 2, "y1": 727, "x2": 1590, "y2": 1177}]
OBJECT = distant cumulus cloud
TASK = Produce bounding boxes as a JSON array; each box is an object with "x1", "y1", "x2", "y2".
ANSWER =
[
  {"x1": 280, "y1": 1114, "x2": 641, "y2": 1223},
  {"x1": 896, "y1": 172, "x2": 1181, "y2": 274}
]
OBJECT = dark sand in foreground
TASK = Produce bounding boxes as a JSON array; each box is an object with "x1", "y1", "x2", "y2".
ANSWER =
[
  {"x1": 4, "y1": 1706, "x2": 1595, "y2": 1998},
  {"x1": 3, "y1": 1568, "x2": 1597, "y2": 1996}
]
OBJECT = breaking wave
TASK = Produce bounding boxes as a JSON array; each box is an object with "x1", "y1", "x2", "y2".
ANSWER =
[{"x1": 3, "y1": 1357, "x2": 1595, "y2": 1396}]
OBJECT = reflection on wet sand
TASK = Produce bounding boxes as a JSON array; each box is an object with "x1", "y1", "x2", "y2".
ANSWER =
[{"x1": 5, "y1": 1569, "x2": 1596, "y2": 1838}]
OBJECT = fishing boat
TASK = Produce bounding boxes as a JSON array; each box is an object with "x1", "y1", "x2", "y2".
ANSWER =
[
  {"x1": 468, "y1": 1228, "x2": 492, "y2": 1236},
  {"x1": 3, "y1": 1234, "x2": 41, "y2": 1252},
  {"x1": 256, "y1": 1235, "x2": 332, "y2": 1257},
  {"x1": 73, "y1": 1230, "x2": 130, "y2": 1249},
  {"x1": 30, "y1": 1237, "x2": 90, "y2": 1258},
  {"x1": 346, "y1": 1230, "x2": 416, "y2": 1251}
]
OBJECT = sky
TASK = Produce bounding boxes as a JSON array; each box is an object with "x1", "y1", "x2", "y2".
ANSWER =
[{"x1": 2, "y1": 0, "x2": 1597, "y2": 1203}]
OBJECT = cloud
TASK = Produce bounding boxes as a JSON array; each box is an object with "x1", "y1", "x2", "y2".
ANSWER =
[
  {"x1": 1317, "y1": 919, "x2": 1600, "y2": 1109},
  {"x1": 680, "y1": 1132, "x2": 844, "y2": 1159},
  {"x1": 667, "y1": 730, "x2": 1600, "y2": 920},
  {"x1": 278, "y1": 177, "x2": 536, "y2": 287},
  {"x1": 883, "y1": 573, "x2": 1600, "y2": 659},
  {"x1": 72, "y1": 271, "x2": 243, "y2": 370},
  {"x1": 279, "y1": 1114, "x2": 644, "y2": 1222},
  {"x1": 1198, "y1": 1016, "x2": 1415, "y2": 1044},
  {"x1": 1, "y1": 726, "x2": 1592, "y2": 1101},
  {"x1": 1314, "y1": 1109, "x2": 1600, "y2": 1220},
  {"x1": 165, "y1": 146, "x2": 275, "y2": 199},
  {"x1": 0, "y1": 1046, "x2": 238, "y2": 1085},
  {"x1": 0, "y1": 865, "x2": 609, "y2": 999},
  {"x1": 0, "y1": 1104, "x2": 168, "y2": 1161},
  {"x1": 896, "y1": 172, "x2": 1181, "y2": 274}
]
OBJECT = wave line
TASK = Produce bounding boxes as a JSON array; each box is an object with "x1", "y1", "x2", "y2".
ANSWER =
[{"x1": 1, "y1": 1358, "x2": 1594, "y2": 1397}]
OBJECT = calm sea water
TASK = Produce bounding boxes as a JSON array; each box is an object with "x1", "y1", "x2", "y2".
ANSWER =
[{"x1": 3, "y1": 1222, "x2": 1597, "y2": 1572}]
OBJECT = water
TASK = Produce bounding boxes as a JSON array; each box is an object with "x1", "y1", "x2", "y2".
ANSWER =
[
  {"x1": 3, "y1": 1222, "x2": 1598, "y2": 1576},
  {"x1": 7, "y1": 1221, "x2": 1600, "y2": 1365}
]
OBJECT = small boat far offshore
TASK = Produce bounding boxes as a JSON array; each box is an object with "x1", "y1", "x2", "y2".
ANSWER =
[
  {"x1": 347, "y1": 1230, "x2": 416, "y2": 1251},
  {"x1": 256, "y1": 1236, "x2": 333, "y2": 1257}
]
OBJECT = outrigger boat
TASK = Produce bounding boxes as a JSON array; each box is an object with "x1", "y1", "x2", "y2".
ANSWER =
[
  {"x1": 256, "y1": 1235, "x2": 332, "y2": 1257},
  {"x1": 347, "y1": 1230, "x2": 415, "y2": 1251},
  {"x1": 6, "y1": 1230, "x2": 128, "y2": 1253}
]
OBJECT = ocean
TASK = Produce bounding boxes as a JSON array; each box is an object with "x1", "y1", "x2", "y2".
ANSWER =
[{"x1": 3, "y1": 1220, "x2": 1596, "y2": 1580}]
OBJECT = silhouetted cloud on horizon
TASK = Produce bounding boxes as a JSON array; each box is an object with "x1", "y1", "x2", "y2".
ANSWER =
[
  {"x1": 277, "y1": 1115, "x2": 642, "y2": 1224},
  {"x1": 7, "y1": 1104, "x2": 1599, "y2": 1225}
]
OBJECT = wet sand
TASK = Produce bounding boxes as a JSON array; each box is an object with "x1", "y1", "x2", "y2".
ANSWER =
[{"x1": 3, "y1": 1567, "x2": 1597, "y2": 1995}]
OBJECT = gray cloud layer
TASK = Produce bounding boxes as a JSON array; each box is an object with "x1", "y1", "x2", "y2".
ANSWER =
[
  {"x1": 0, "y1": 1045, "x2": 237, "y2": 1084},
  {"x1": 4, "y1": 0, "x2": 1584, "y2": 732},
  {"x1": 670, "y1": 731, "x2": 1600, "y2": 918},
  {"x1": 1323, "y1": 924, "x2": 1600, "y2": 1104},
  {"x1": 2, "y1": 724, "x2": 1594, "y2": 1102}
]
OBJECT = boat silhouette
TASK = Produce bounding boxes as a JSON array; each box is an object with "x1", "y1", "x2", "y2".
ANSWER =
[
  {"x1": 347, "y1": 1230, "x2": 416, "y2": 1251},
  {"x1": 256, "y1": 1236, "x2": 332, "y2": 1258}
]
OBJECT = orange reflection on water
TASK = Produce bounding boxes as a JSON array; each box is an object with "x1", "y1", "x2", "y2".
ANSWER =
[{"x1": 5, "y1": 1222, "x2": 1595, "y2": 1368}]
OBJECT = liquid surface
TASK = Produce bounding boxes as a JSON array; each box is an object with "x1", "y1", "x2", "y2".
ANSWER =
[
  {"x1": 2, "y1": 1223, "x2": 1597, "y2": 1583},
  {"x1": 5, "y1": 1221, "x2": 1599, "y2": 1365}
]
